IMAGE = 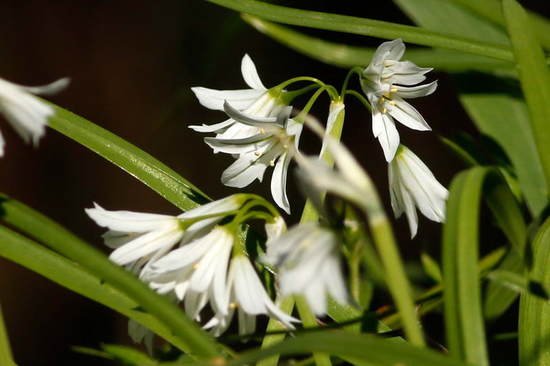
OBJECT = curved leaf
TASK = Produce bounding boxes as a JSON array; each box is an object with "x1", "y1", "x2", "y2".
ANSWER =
[
  {"x1": 207, "y1": 0, "x2": 513, "y2": 61},
  {"x1": 48, "y1": 104, "x2": 210, "y2": 211}
]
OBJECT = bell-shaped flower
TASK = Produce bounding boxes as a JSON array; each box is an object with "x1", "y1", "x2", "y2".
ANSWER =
[
  {"x1": 361, "y1": 39, "x2": 437, "y2": 161},
  {"x1": 205, "y1": 102, "x2": 303, "y2": 214},
  {"x1": 388, "y1": 145, "x2": 448, "y2": 238},
  {"x1": 264, "y1": 223, "x2": 348, "y2": 316},
  {"x1": 190, "y1": 54, "x2": 285, "y2": 139},
  {"x1": 204, "y1": 255, "x2": 299, "y2": 336},
  {"x1": 85, "y1": 195, "x2": 243, "y2": 276},
  {"x1": 0, "y1": 77, "x2": 69, "y2": 156}
]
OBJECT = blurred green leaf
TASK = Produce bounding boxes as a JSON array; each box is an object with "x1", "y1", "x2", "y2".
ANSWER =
[
  {"x1": 487, "y1": 270, "x2": 549, "y2": 300},
  {"x1": 452, "y1": 0, "x2": 550, "y2": 51},
  {"x1": 242, "y1": 15, "x2": 514, "y2": 75},
  {"x1": 503, "y1": 0, "x2": 550, "y2": 206},
  {"x1": 394, "y1": 0, "x2": 548, "y2": 217},
  {"x1": 226, "y1": 332, "x2": 472, "y2": 366},
  {"x1": 0, "y1": 195, "x2": 221, "y2": 358},
  {"x1": 442, "y1": 167, "x2": 490, "y2": 365},
  {"x1": 48, "y1": 104, "x2": 210, "y2": 212},
  {"x1": 0, "y1": 304, "x2": 16, "y2": 366},
  {"x1": 208, "y1": 0, "x2": 514, "y2": 61},
  {"x1": 420, "y1": 252, "x2": 442, "y2": 283},
  {"x1": 102, "y1": 344, "x2": 158, "y2": 366},
  {"x1": 519, "y1": 217, "x2": 550, "y2": 366}
]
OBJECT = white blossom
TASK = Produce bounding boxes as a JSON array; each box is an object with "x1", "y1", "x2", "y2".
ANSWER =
[
  {"x1": 388, "y1": 145, "x2": 448, "y2": 238},
  {"x1": 205, "y1": 102, "x2": 302, "y2": 214},
  {"x1": 190, "y1": 54, "x2": 285, "y2": 140},
  {"x1": 264, "y1": 223, "x2": 348, "y2": 316},
  {"x1": 204, "y1": 255, "x2": 298, "y2": 336},
  {"x1": 362, "y1": 39, "x2": 437, "y2": 162},
  {"x1": 0, "y1": 77, "x2": 69, "y2": 156}
]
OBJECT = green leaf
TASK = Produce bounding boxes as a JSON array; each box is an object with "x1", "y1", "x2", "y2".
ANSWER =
[
  {"x1": 442, "y1": 167, "x2": 490, "y2": 365},
  {"x1": 503, "y1": 0, "x2": 550, "y2": 203},
  {"x1": 227, "y1": 332, "x2": 472, "y2": 366},
  {"x1": 420, "y1": 252, "x2": 442, "y2": 283},
  {"x1": 0, "y1": 195, "x2": 221, "y2": 358},
  {"x1": 519, "y1": 216, "x2": 550, "y2": 366},
  {"x1": 487, "y1": 270, "x2": 549, "y2": 300},
  {"x1": 242, "y1": 15, "x2": 514, "y2": 75},
  {"x1": 0, "y1": 304, "x2": 16, "y2": 366},
  {"x1": 207, "y1": 0, "x2": 514, "y2": 61},
  {"x1": 48, "y1": 104, "x2": 209, "y2": 211},
  {"x1": 394, "y1": 0, "x2": 548, "y2": 216},
  {"x1": 102, "y1": 344, "x2": 158, "y2": 366},
  {"x1": 0, "y1": 224, "x2": 190, "y2": 353},
  {"x1": 452, "y1": 0, "x2": 550, "y2": 51}
]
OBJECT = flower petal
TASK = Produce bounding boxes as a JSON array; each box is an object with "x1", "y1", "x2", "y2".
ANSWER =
[
  {"x1": 191, "y1": 87, "x2": 263, "y2": 111},
  {"x1": 372, "y1": 112, "x2": 400, "y2": 162},
  {"x1": 86, "y1": 203, "x2": 176, "y2": 232},
  {"x1": 388, "y1": 98, "x2": 431, "y2": 131},
  {"x1": 241, "y1": 54, "x2": 267, "y2": 90},
  {"x1": 17, "y1": 77, "x2": 70, "y2": 95},
  {"x1": 270, "y1": 152, "x2": 291, "y2": 214},
  {"x1": 394, "y1": 80, "x2": 438, "y2": 99}
]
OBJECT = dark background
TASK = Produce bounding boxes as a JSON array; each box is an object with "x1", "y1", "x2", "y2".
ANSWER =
[{"x1": 0, "y1": 1, "x2": 548, "y2": 365}]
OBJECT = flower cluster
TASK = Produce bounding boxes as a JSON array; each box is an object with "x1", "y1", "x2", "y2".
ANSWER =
[{"x1": 83, "y1": 40, "x2": 449, "y2": 347}]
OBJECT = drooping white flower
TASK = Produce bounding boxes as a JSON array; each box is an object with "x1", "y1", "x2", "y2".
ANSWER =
[
  {"x1": 85, "y1": 195, "x2": 243, "y2": 276},
  {"x1": 205, "y1": 102, "x2": 302, "y2": 214},
  {"x1": 190, "y1": 54, "x2": 285, "y2": 139},
  {"x1": 264, "y1": 223, "x2": 348, "y2": 316},
  {"x1": 388, "y1": 145, "x2": 448, "y2": 238},
  {"x1": 0, "y1": 77, "x2": 69, "y2": 156},
  {"x1": 361, "y1": 39, "x2": 437, "y2": 161},
  {"x1": 204, "y1": 255, "x2": 299, "y2": 336}
]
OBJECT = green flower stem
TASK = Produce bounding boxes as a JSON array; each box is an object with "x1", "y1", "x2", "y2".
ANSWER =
[
  {"x1": 207, "y1": 0, "x2": 513, "y2": 62},
  {"x1": 274, "y1": 77, "x2": 338, "y2": 100},
  {"x1": 343, "y1": 90, "x2": 372, "y2": 112},
  {"x1": 257, "y1": 296, "x2": 295, "y2": 366},
  {"x1": 295, "y1": 296, "x2": 332, "y2": 366},
  {"x1": 0, "y1": 304, "x2": 16, "y2": 366},
  {"x1": 0, "y1": 196, "x2": 221, "y2": 359},
  {"x1": 340, "y1": 66, "x2": 364, "y2": 96}
]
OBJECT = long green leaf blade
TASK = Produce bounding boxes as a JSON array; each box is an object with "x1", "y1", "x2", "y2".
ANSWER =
[
  {"x1": 442, "y1": 167, "x2": 489, "y2": 365},
  {"x1": 503, "y1": 0, "x2": 550, "y2": 200},
  {"x1": 207, "y1": 0, "x2": 513, "y2": 61},
  {"x1": 228, "y1": 332, "x2": 471, "y2": 366},
  {"x1": 519, "y1": 217, "x2": 550, "y2": 366},
  {"x1": 243, "y1": 15, "x2": 514, "y2": 75},
  {"x1": 0, "y1": 195, "x2": 221, "y2": 358},
  {"x1": 0, "y1": 304, "x2": 16, "y2": 366},
  {"x1": 48, "y1": 104, "x2": 209, "y2": 211},
  {"x1": 0, "y1": 225, "x2": 189, "y2": 352}
]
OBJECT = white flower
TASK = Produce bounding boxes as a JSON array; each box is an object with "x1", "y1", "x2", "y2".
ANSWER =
[
  {"x1": 204, "y1": 256, "x2": 298, "y2": 336},
  {"x1": 264, "y1": 223, "x2": 348, "y2": 316},
  {"x1": 389, "y1": 145, "x2": 448, "y2": 238},
  {"x1": 361, "y1": 39, "x2": 437, "y2": 162},
  {"x1": 85, "y1": 195, "x2": 243, "y2": 276},
  {"x1": 190, "y1": 54, "x2": 285, "y2": 140},
  {"x1": 0, "y1": 77, "x2": 69, "y2": 156},
  {"x1": 205, "y1": 102, "x2": 302, "y2": 214}
]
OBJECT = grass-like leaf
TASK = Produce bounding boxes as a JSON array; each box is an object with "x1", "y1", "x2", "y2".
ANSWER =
[
  {"x1": 503, "y1": 0, "x2": 550, "y2": 202},
  {"x1": 519, "y1": 217, "x2": 550, "y2": 366},
  {"x1": 242, "y1": 15, "x2": 514, "y2": 75},
  {"x1": 0, "y1": 195, "x2": 221, "y2": 358},
  {"x1": 0, "y1": 304, "x2": 16, "y2": 366},
  {"x1": 207, "y1": 0, "x2": 513, "y2": 61},
  {"x1": 48, "y1": 104, "x2": 210, "y2": 212},
  {"x1": 442, "y1": 167, "x2": 490, "y2": 365}
]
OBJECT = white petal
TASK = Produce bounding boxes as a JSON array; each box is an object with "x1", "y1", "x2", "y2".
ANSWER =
[
  {"x1": 189, "y1": 118, "x2": 235, "y2": 134},
  {"x1": 86, "y1": 203, "x2": 177, "y2": 232},
  {"x1": 270, "y1": 152, "x2": 291, "y2": 214},
  {"x1": 232, "y1": 257, "x2": 266, "y2": 314},
  {"x1": 204, "y1": 134, "x2": 272, "y2": 155},
  {"x1": 223, "y1": 101, "x2": 281, "y2": 127},
  {"x1": 401, "y1": 187, "x2": 419, "y2": 238},
  {"x1": 388, "y1": 98, "x2": 431, "y2": 131},
  {"x1": 17, "y1": 77, "x2": 70, "y2": 95},
  {"x1": 221, "y1": 153, "x2": 270, "y2": 188},
  {"x1": 369, "y1": 39, "x2": 405, "y2": 67},
  {"x1": 180, "y1": 195, "x2": 243, "y2": 220},
  {"x1": 320, "y1": 102, "x2": 345, "y2": 156},
  {"x1": 373, "y1": 112, "x2": 400, "y2": 162},
  {"x1": 388, "y1": 163, "x2": 404, "y2": 218},
  {"x1": 191, "y1": 87, "x2": 263, "y2": 111},
  {"x1": 241, "y1": 54, "x2": 266, "y2": 90},
  {"x1": 151, "y1": 230, "x2": 217, "y2": 272},
  {"x1": 394, "y1": 81, "x2": 438, "y2": 99},
  {"x1": 109, "y1": 227, "x2": 183, "y2": 266}
]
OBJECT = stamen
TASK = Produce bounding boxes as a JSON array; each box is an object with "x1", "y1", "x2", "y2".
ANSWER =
[
  {"x1": 229, "y1": 302, "x2": 239, "y2": 309},
  {"x1": 382, "y1": 108, "x2": 387, "y2": 114},
  {"x1": 388, "y1": 101, "x2": 396, "y2": 106},
  {"x1": 254, "y1": 151, "x2": 261, "y2": 156},
  {"x1": 192, "y1": 263, "x2": 200, "y2": 270},
  {"x1": 390, "y1": 87, "x2": 398, "y2": 93},
  {"x1": 269, "y1": 160, "x2": 275, "y2": 167}
]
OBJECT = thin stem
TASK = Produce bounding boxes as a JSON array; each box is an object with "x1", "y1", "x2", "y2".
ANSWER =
[
  {"x1": 344, "y1": 90, "x2": 372, "y2": 112},
  {"x1": 295, "y1": 86, "x2": 334, "y2": 124},
  {"x1": 0, "y1": 304, "x2": 15, "y2": 366},
  {"x1": 340, "y1": 66, "x2": 364, "y2": 97},
  {"x1": 281, "y1": 84, "x2": 320, "y2": 104}
]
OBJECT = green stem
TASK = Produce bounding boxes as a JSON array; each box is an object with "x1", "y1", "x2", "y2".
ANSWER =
[
  {"x1": 207, "y1": 0, "x2": 513, "y2": 61},
  {"x1": 340, "y1": 66, "x2": 364, "y2": 96},
  {"x1": 0, "y1": 304, "x2": 16, "y2": 366},
  {"x1": 343, "y1": 90, "x2": 372, "y2": 112},
  {"x1": 0, "y1": 196, "x2": 221, "y2": 358},
  {"x1": 295, "y1": 296, "x2": 332, "y2": 366}
]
